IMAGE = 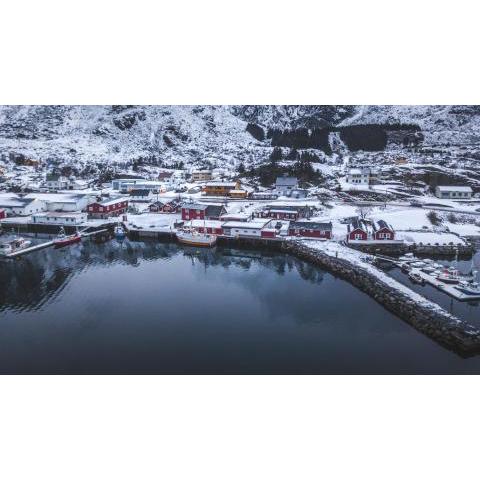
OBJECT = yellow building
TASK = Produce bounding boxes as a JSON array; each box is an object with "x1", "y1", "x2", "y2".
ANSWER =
[{"x1": 203, "y1": 181, "x2": 240, "y2": 196}]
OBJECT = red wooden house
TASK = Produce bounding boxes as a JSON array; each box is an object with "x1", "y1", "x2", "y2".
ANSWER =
[
  {"x1": 372, "y1": 220, "x2": 395, "y2": 240},
  {"x1": 347, "y1": 219, "x2": 368, "y2": 241},
  {"x1": 346, "y1": 219, "x2": 395, "y2": 242},
  {"x1": 181, "y1": 203, "x2": 227, "y2": 221},
  {"x1": 288, "y1": 221, "x2": 332, "y2": 239},
  {"x1": 87, "y1": 198, "x2": 129, "y2": 219},
  {"x1": 0, "y1": 208, "x2": 5, "y2": 220}
]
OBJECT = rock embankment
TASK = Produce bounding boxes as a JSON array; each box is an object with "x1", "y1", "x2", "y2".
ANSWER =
[{"x1": 283, "y1": 241, "x2": 480, "y2": 357}]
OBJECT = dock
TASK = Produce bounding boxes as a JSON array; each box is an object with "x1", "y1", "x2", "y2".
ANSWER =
[
  {"x1": 3, "y1": 229, "x2": 110, "y2": 259},
  {"x1": 373, "y1": 254, "x2": 480, "y2": 302},
  {"x1": 407, "y1": 267, "x2": 480, "y2": 302}
]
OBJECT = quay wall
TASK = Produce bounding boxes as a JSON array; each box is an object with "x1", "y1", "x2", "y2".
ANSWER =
[{"x1": 282, "y1": 241, "x2": 480, "y2": 357}]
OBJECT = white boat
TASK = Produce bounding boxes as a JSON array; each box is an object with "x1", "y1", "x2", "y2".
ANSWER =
[
  {"x1": 0, "y1": 236, "x2": 32, "y2": 256},
  {"x1": 408, "y1": 272, "x2": 425, "y2": 285},
  {"x1": 176, "y1": 229, "x2": 216, "y2": 247},
  {"x1": 421, "y1": 265, "x2": 437, "y2": 274},
  {"x1": 455, "y1": 281, "x2": 480, "y2": 296}
]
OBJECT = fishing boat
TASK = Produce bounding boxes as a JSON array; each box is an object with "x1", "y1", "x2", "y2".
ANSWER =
[
  {"x1": 115, "y1": 225, "x2": 126, "y2": 241},
  {"x1": 421, "y1": 265, "x2": 437, "y2": 274},
  {"x1": 176, "y1": 229, "x2": 216, "y2": 247},
  {"x1": 455, "y1": 281, "x2": 480, "y2": 296},
  {"x1": 437, "y1": 266, "x2": 460, "y2": 284},
  {"x1": 408, "y1": 272, "x2": 425, "y2": 285},
  {"x1": 53, "y1": 227, "x2": 82, "y2": 248},
  {"x1": 0, "y1": 236, "x2": 32, "y2": 256}
]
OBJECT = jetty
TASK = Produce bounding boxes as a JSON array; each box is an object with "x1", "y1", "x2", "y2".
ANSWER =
[
  {"x1": 2, "y1": 228, "x2": 109, "y2": 259},
  {"x1": 283, "y1": 240, "x2": 480, "y2": 357}
]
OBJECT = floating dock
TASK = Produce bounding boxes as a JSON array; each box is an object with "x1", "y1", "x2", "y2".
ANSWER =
[
  {"x1": 374, "y1": 254, "x2": 480, "y2": 302},
  {"x1": 407, "y1": 267, "x2": 480, "y2": 302}
]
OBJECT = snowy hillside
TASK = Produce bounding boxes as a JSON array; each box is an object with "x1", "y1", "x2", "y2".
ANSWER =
[{"x1": 1, "y1": 105, "x2": 480, "y2": 168}]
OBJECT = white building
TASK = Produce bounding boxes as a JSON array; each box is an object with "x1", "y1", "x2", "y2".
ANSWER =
[
  {"x1": 0, "y1": 195, "x2": 47, "y2": 216},
  {"x1": 25, "y1": 193, "x2": 94, "y2": 212},
  {"x1": 45, "y1": 174, "x2": 70, "y2": 190},
  {"x1": 346, "y1": 167, "x2": 370, "y2": 185},
  {"x1": 435, "y1": 186, "x2": 473, "y2": 200},
  {"x1": 32, "y1": 212, "x2": 88, "y2": 226},
  {"x1": 222, "y1": 220, "x2": 271, "y2": 238},
  {"x1": 275, "y1": 175, "x2": 299, "y2": 196}
]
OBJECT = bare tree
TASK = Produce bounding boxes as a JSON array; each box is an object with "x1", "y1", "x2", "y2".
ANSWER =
[{"x1": 356, "y1": 205, "x2": 373, "y2": 220}]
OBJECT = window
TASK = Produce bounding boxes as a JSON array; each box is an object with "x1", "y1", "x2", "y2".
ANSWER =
[{"x1": 354, "y1": 233, "x2": 363, "y2": 240}]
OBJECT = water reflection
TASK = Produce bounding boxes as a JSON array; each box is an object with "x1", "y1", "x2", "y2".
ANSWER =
[{"x1": 2, "y1": 238, "x2": 480, "y2": 373}]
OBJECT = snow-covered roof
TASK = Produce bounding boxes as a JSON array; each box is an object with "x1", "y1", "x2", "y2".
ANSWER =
[
  {"x1": 222, "y1": 220, "x2": 270, "y2": 229},
  {"x1": 275, "y1": 176, "x2": 298, "y2": 187},
  {"x1": 205, "y1": 181, "x2": 238, "y2": 187},
  {"x1": 436, "y1": 186, "x2": 473, "y2": 193},
  {"x1": 25, "y1": 193, "x2": 91, "y2": 203},
  {"x1": 0, "y1": 196, "x2": 37, "y2": 207},
  {"x1": 94, "y1": 197, "x2": 129, "y2": 207},
  {"x1": 34, "y1": 211, "x2": 86, "y2": 218}
]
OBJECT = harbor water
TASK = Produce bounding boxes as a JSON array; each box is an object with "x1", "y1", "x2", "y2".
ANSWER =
[{"x1": 1, "y1": 239, "x2": 480, "y2": 373}]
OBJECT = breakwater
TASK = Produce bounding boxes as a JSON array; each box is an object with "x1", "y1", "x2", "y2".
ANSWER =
[
  {"x1": 282, "y1": 241, "x2": 480, "y2": 357},
  {"x1": 346, "y1": 242, "x2": 474, "y2": 256}
]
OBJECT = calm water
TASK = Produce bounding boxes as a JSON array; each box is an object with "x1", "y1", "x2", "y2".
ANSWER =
[{"x1": 2, "y1": 239, "x2": 480, "y2": 374}]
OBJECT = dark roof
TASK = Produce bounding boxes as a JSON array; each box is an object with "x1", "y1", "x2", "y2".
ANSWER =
[
  {"x1": 349, "y1": 218, "x2": 367, "y2": 232},
  {"x1": 376, "y1": 220, "x2": 391, "y2": 230},
  {"x1": 206, "y1": 204, "x2": 227, "y2": 217},
  {"x1": 289, "y1": 221, "x2": 332, "y2": 231},
  {"x1": 130, "y1": 189, "x2": 151, "y2": 196}
]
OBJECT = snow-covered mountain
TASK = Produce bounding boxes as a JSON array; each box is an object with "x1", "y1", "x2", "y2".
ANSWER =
[{"x1": 1, "y1": 105, "x2": 479, "y2": 169}]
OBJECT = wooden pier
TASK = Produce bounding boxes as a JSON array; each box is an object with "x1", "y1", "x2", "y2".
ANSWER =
[{"x1": 3, "y1": 229, "x2": 110, "y2": 259}]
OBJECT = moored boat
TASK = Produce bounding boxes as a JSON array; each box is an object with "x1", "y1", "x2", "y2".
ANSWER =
[
  {"x1": 53, "y1": 228, "x2": 82, "y2": 248},
  {"x1": 176, "y1": 229, "x2": 216, "y2": 247},
  {"x1": 455, "y1": 281, "x2": 480, "y2": 296},
  {"x1": 0, "y1": 236, "x2": 32, "y2": 256},
  {"x1": 437, "y1": 267, "x2": 460, "y2": 284},
  {"x1": 408, "y1": 271, "x2": 425, "y2": 285},
  {"x1": 115, "y1": 225, "x2": 126, "y2": 241}
]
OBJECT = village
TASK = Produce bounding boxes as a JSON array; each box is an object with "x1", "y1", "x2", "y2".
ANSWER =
[
  {"x1": 1, "y1": 160, "x2": 479, "y2": 247},
  {"x1": 1, "y1": 157, "x2": 480, "y2": 317}
]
